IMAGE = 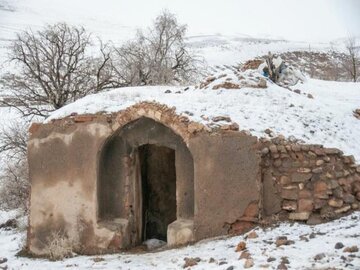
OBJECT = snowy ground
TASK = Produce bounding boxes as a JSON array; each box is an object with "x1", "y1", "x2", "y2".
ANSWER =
[
  {"x1": 47, "y1": 77, "x2": 360, "y2": 162},
  {"x1": 1, "y1": 210, "x2": 359, "y2": 269}
]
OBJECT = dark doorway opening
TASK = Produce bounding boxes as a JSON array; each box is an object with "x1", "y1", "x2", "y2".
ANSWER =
[{"x1": 139, "y1": 144, "x2": 177, "y2": 241}]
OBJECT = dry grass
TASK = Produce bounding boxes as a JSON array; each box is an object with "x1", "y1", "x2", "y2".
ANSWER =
[{"x1": 46, "y1": 231, "x2": 74, "y2": 261}]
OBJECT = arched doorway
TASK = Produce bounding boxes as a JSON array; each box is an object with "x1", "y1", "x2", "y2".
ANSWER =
[{"x1": 98, "y1": 117, "x2": 194, "y2": 247}]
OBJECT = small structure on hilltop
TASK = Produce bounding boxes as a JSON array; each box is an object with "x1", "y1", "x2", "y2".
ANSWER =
[{"x1": 26, "y1": 74, "x2": 360, "y2": 257}]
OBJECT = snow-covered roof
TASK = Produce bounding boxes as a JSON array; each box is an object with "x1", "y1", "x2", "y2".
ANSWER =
[{"x1": 46, "y1": 74, "x2": 360, "y2": 161}]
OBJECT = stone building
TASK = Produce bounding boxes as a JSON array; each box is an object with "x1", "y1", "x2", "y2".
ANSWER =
[{"x1": 27, "y1": 101, "x2": 360, "y2": 256}]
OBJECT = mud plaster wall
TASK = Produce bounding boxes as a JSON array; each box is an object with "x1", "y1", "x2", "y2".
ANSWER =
[
  {"x1": 259, "y1": 136, "x2": 360, "y2": 224},
  {"x1": 189, "y1": 132, "x2": 261, "y2": 240},
  {"x1": 27, "y1": 121, "x2": 115, "y2": 255},
  {"x1": 27, "y1": 100, "x2": 261, "y2": 255}
]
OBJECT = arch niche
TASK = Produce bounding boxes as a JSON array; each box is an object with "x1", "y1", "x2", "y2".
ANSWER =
[{"x1": 97, "y1": 117, "x2": 194, "y2": 247}]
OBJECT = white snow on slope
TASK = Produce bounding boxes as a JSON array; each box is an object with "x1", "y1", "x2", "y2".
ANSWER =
[
  {"x1": 1, "y1": 210, "x2": 359, "y2": 269},
  {"x1": 0, "y1": 0, "x2": 345, "y2": 72},
  {"x1": 187, "y1": 35, "x2": 337, "y2": 66},
  {"x1": 46, "y1": 78, "x2": 360, "y2": 161}
]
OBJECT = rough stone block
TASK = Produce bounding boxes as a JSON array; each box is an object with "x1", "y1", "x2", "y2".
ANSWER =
[
  {"x1": 307, "y1": 213, "x2": 323, "y2": 225},
  {"x1": 297, "y1": 168, "x2": 312, "y2": 173},
  {"x1": 328, "y1": 198, "x2": 344, "y2": 208},
  {"x1": 269, "y1": 145, "x2": 278, "y2": 154},
  {"x1": 316, "y1": 160, "x2": 324, "y2": 166},
  {"x1": 289, "y1": 212, "x2": 310, "y2": 221},
  {"x1": 298, "y1": 199, "x2": 314, "y2": 212},
  {"x1": 343, "y1": 194, "x2": 355, "y2": 204},
  {"x1": 167, "y1": 219, "x2": 194, "y2": 247},
  {"x1": 291, "y1": 144, "x2": 301, "y2": 152},
  {"x1": 314, "y1": 181, "x2": 328, "y2": 199},
  {"x1": 291, "y1": 173, "x2": 312, "y2": 183},
  {"x1": 282, "y1": 200, "x2": 297, "y2": 211},
  {"x1": 328, "y1": 180, "x2": 339, "y2": 189},
  {"x1": 314, "y1": 199, "x2": 327, "y2": 209},
  {"x1": 281, "y1": 188, "x2": 298, "y2": 200},
  {"x1": 324, "y1": 148, "x2": 341, "y2": 155},
  {"x1": 333, "y1": 187, "x2": 343, "y2": 199},
  {"x1": 334, "y1": 205, "x2": 351, "y2": 214},
  {"x1": 299, "y1": 189, "x2": 312, "y2": 199},
  {"x1": 280, "y1": 176, "x2": 291, "y2": 185},
  {"x1": 314, "y1": 148, "x2": 325, "y2": 156},
  {"x1": 100, "y1": 218, "x2": 130, "y2": 250},
  {"x1": 353, "y1": 181, "x2": 360, "y2": 193},
  {"x1": 312, "y1": 167, "x2": 323, "y2": 174}
]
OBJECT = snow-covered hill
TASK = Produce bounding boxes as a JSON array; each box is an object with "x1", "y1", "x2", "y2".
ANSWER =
[
  {"x1": 46, "y1": 75, "x2": 360, "y2": 162},
  {"x1": 0, "y1": 0, "x2": 346, "y2": 70},
  {"x1": 187, "y1": 34, "x2": 339, "y2": 67}
]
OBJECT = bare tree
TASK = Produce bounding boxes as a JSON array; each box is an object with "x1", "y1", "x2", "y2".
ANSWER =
[
  {"x1": 343, "y1": 36, "x2": 359, "y2": 82},
  {"x1": 111, "y1": 35, "x2": 152, "y2": 86},
  {"x1": 1, "y1": 23, "x2": 120, "y2": 118},
  {"x1": 112, "y1": 11, "x2": 201, "y2": 86}
]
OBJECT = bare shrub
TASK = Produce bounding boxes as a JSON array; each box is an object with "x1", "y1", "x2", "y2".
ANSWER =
[
  {"x1": 0, "y1": 121, "x2": 29, "y2": 212},
  {"x1": 45, "y1": 231, "x2": 74, "y2": 261},
  {"x1": 0, "y1": 160, "x2": 29, "y2": 211},
  {"x1": 342, "y1": 36, "x2": 359, "y2": 82}
]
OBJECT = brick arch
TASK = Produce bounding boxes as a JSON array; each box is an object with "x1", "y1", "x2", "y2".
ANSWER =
[{"x1": 111, "y1": 101, "x2": 205, "y2": 145}]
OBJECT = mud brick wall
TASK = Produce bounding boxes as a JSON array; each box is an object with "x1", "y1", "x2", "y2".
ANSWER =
[{"x1": 260, "y1": 136, "x2": 360, "y2": 224}]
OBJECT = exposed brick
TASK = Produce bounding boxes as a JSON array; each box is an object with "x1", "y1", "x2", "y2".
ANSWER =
[{"x1": 73, "y1": 115, "x2": 94, "y2": 123}]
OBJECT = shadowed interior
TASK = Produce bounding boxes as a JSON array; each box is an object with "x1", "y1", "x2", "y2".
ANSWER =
[{"x1": 139, "y1": 144, "x2": 176, "y2": 241}]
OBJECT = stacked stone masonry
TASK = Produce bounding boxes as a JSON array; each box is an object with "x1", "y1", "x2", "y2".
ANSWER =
[{"x1": 259, "y1": 136, "x2": 360, "y2": 225}]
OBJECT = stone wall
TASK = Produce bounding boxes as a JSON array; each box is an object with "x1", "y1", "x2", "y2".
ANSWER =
[{"x1": 259, "y1": 136, "x2": 360, "y2": 225}]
